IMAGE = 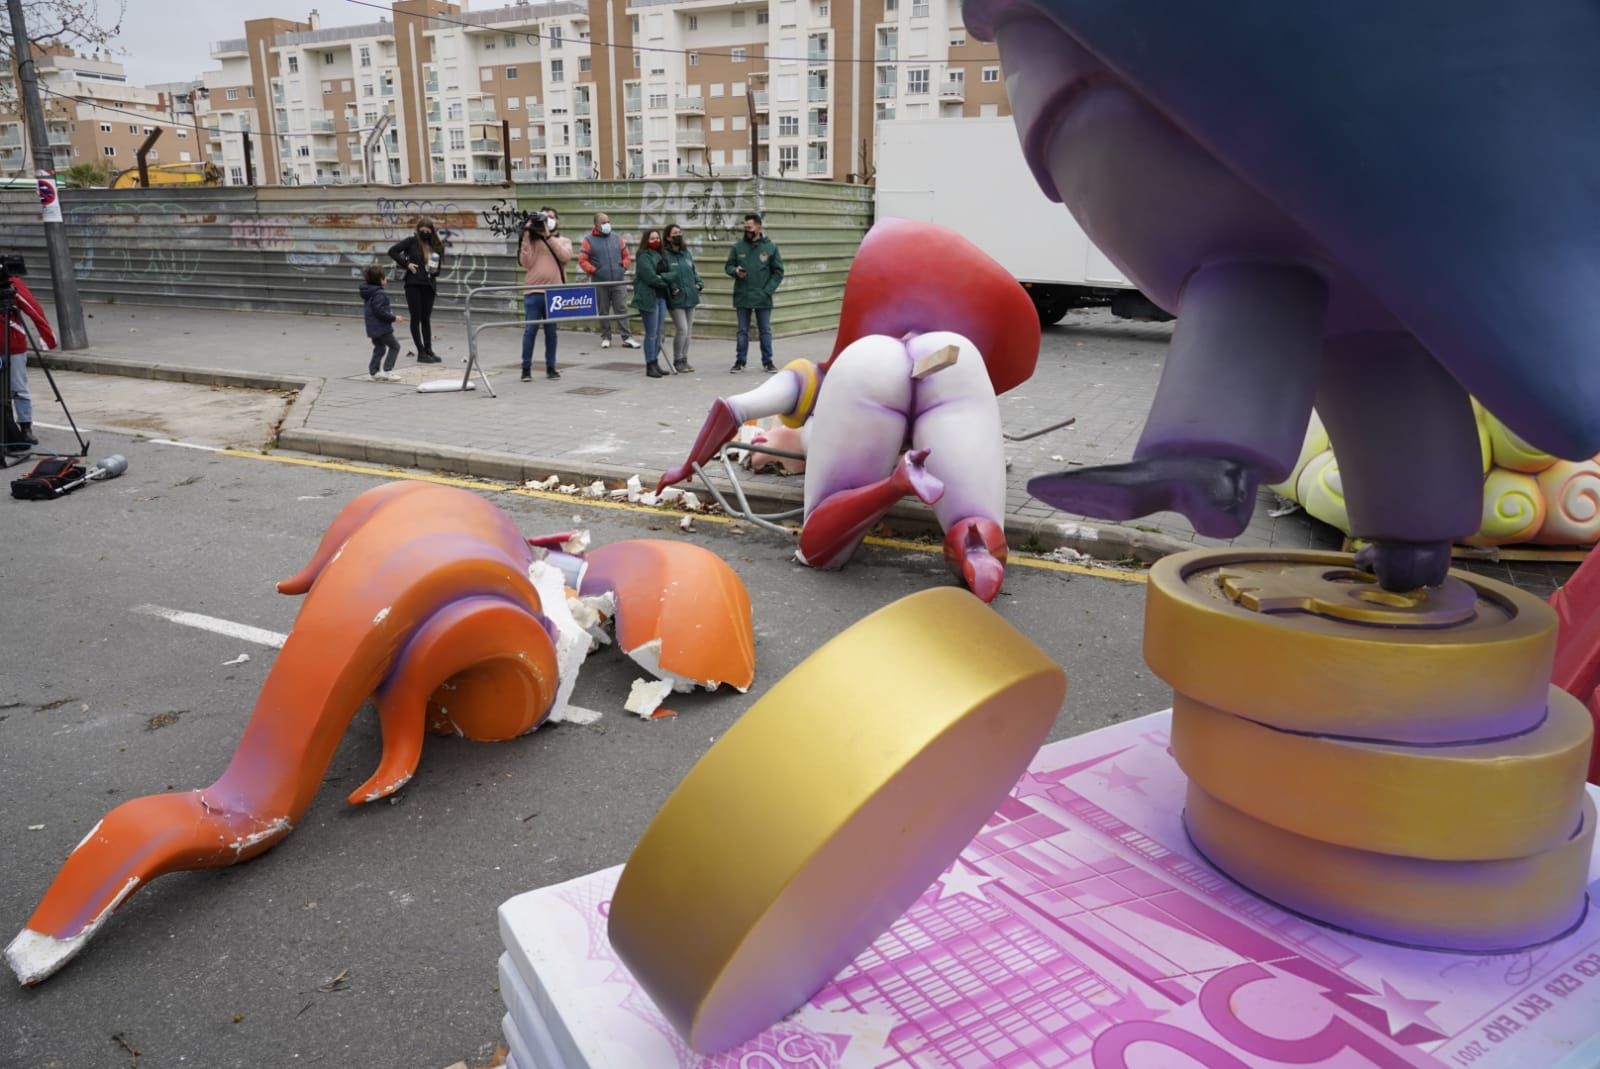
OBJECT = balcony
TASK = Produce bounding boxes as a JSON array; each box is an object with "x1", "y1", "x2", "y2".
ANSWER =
[
  {"x1": 528, "y1": 136, "x2": 547, "y2": 150},
  {"x1": 425, "y1": 72, "x2": 439, "y2": 93},
  {"x1": 752, "y1": 90, "x2": 769, "y2": 111},
  {"x1": 939, "y1": 81, "x2": 965, "y2": 101},
  {"x1": 204, "y1": 125, "x2": 222, "y2": 139},
  {"x1": 807, "y1": 48, "x2": 828, "y2": 63},
  {"x1": 473, "y1": 169, "x2": 504, "y2": 183},
  {"x1": 471, "y1": 138, "x2": 503, "y2": 154},
  {"x1": 807, "y1": 85, "x2": 828, "y2": 101},
  {"x1": 624, "y1": 95, "x2": 641, "y2": 114},
  {"x1": 875, "y1": 46, "x2": 897, "y2": 61},
  {"x1": 625, "y1": 127, "x2": 642, "y2": 146},
  {"x1": 676, "y1": 127, "x2": 705, "y2": 147},
  {"x1": 313, "y1": 145, "x2": 340, "y2": 161},
  {"x1": 876, "y1": 107, "x2": 895, "y2": 120},
  {"x1": 47, "y1": 127, "x2": 71, "y2": 146},
  {"x1": 426, "y1": 103, "x2": 441, "y2": 122},
  {"x1": 212, "y1": 37, "x2": 248, "y2": 58},
  {"x1": 272, "y1": 86, "x2": 285, "y2": 104},
  {"x1": 808, "y1": 122, "x2": 827, "y2": 138},
  {"x1": 310, "y1": 117, "x2": 335, "y2": 132},
  {"x1": 526, "y1": 104, "x2": 544, "y2": 120},
  {"x1": 432, "y1": 164, "x2": 446, "y2": 182},
  {"x1": 806, "y1": 158, "x2": 827, "y2": 175},
  {"x1": 575, "y1": 130, "x2": 592, "y2": 147},
  {"x1": 430, "y1": 136, "x2": 443, "y2": 154},
  {"x1": 467, "y1": 103, "x2": 497, "y2": 122},
  {"x1": 381, "y1": 82, "x2": 395, "y2": 97},
  {"x1": 0, "y1": 129, "x2": 22, "y2": 149},
  {"x1": 755, "y1": 123, "x2": 769, "y2": 140},
  {"x1": 674, "y1": 95, "x2": 704, "y2": 113},
  {"x1": 513, "y1": 167, "x2": 547, "y2": 182},
  {"x1": 875, "y1": 83, "x2": 895, "y2": 98},
  {"x1": 574, "y1": 97, "x2": 591, "y2": 116}
]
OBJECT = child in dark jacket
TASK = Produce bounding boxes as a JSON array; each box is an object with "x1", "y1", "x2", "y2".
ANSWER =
[{"x1": 360, "y1": 265, "x2": 403, "y2": 381}]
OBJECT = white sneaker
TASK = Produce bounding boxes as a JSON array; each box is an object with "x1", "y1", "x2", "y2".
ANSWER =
[
  {"x1": 601, "y1": 339, "x2": 611, "y2": 349},
  {"x1": 379, "y1": 370, "x2": 401, "y2": 382},
  {"x1": 621, "y1": 338, "x2": 641, "y2": 349}
]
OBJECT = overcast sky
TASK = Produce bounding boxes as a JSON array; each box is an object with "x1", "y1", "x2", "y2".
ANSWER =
[{"x1": 109, "y1": 0, "x2": 324, "y2": 85}]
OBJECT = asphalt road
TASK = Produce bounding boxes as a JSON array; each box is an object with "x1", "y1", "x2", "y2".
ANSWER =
[{"x1": 0, "y1": 433, "x2": 1157, "y2": 1069}]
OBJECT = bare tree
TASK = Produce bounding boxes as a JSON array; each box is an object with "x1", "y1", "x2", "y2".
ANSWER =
[{"x1": 1, "y1": 0, "x2": 127, "y2": 111}]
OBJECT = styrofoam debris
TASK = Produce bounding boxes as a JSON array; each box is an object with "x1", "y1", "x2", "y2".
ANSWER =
[
  {"x1": 1049, "y1": 546, "x2": 1087, "y2": 563},
  {"x1": 528, "y1": 560, "x2": 601, "y2": 725},
  {"x1": 581, "y1": 481, "x2": 606, "y2": 499},
  {"x1": 637, "y1": 491, "x2": 659, "y2": 507},
  {"x1": 681, "y1": 491, "x2": 704, "y2": 512},
  {"x1": 658, "y1": 487, "x2": 685, "y2": 504},
  {"x1": 624, "y1": 636, "x2": 702, "y2": 693},
  {"x1": 222, "y1": 653, "x2": 251, "y2": 667},
  {"x1": 1050, "y1": 454, "x2": 1065, "y2": 462},
  {"x1": 525, "y1": 474, "x2": 560, "y2": 490},
  {"x1": 679, "y1": 516, "x2": 694, "y2": 532},
  {"x1": 560, "y1": 529, "x2": 592, "y2": 555},
  {"x1": 625, "y1": 475, "x2": 643, "y2": 502},
  {"x1": 624, "y1": 678, "x2": 676, "y2": 719},
  {"x1": 557, "y1": 484, "x2": 578, "y2": 495}
]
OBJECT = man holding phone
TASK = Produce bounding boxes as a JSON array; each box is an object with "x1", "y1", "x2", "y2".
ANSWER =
[{"x1": 724, "y1": 212, "x2": 784, "y2": 373}]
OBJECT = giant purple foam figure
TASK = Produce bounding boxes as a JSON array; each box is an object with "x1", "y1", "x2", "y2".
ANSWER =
[{"x1": 964, "y1": 1, "x2": 1600, "y2": 590}]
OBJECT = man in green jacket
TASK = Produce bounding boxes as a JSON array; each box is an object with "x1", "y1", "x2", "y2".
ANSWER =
[{"x1": 724, "y1": 212, "x2": 784, "y2": 373}]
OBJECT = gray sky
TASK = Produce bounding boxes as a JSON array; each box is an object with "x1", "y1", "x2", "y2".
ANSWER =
[{"x1": 111, "y1": 0, "x2": 321, "y2": 86}]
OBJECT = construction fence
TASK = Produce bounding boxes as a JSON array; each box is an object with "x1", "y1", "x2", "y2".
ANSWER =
[{"x1": 0, "y1": 177, "x2": 872, "y2": 338}]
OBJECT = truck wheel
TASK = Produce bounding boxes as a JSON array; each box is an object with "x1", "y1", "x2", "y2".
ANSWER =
[{"x1": 1028, "y1": 286, "x2": 1076, "y2": 326}]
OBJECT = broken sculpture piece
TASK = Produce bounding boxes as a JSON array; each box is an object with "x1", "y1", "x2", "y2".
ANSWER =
[
  {"x1": 967, "y1": 0, "x2": 1600, "y2": 591},
  {"x1": 5, "y1": 481, "x2": 756, "y2": 986},
  {"x1": 658, "y1": 218, "x2": 1040, "y2": 603}
]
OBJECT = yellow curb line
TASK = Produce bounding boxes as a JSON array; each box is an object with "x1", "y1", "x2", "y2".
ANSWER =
[{"x1": 217, "y1": 448, "x2": 1148, "y2": 585}]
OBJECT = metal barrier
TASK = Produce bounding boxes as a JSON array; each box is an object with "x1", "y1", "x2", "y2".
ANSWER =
[
  {"x1": 691, "y1": 441, "x2": 806, "y2": 535},
  {"x1": 430, "y1": 279, "x2": 643, "y2": 396}
]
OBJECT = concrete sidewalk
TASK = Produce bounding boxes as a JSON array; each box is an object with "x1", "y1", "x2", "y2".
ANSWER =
[{"x1": 35, "y1": 299, "x2": 1340, "y2": 563}]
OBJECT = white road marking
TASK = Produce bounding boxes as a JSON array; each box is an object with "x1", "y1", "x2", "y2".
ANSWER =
[
  {"x1": 132, "y1": 604, "x2": 287, "y2": 649},
  {"x1": 146, "y1": 438, "x2": 223, "y2": 452}
]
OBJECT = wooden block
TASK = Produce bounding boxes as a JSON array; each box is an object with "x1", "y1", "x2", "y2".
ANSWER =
[{"x1": 912, "y1": 344, "x2": 960, "y2": 380}]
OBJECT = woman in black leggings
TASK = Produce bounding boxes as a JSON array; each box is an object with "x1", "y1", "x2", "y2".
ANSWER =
[{"x1": 387, "y1": 217, "x2": 446, "y2": 363}]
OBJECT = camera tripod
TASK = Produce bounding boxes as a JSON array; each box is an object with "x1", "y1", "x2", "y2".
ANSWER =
[{"x1": 1, "y1": 280, "x2": 88, "y2": 469}]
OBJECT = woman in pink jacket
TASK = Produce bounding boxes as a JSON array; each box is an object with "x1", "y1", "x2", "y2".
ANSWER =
[{"x1": 518, "y1": 208, "x2": 573, "y2": 381}]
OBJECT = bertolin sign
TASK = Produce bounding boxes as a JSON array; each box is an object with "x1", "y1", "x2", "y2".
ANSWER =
[{"x1": 546, "y1": 286, "x2": 598, "y2": 321}]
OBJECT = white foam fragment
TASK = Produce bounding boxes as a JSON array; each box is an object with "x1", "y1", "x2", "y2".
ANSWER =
[
  {"x1": 625, "y1": 475, "x2": 643, "y2": 502},
  {"x1": 222, "y1": 653, "x2": 250, "y2": 667},
  {"x1": 557, "y1": 484, "x2": 578, "y2": 495},
  {"x1": 581, "y1": 481, "x2": 606, "y2": 499},
  {"x1": 658, "y1": 487, "x2": 684, "y2": 504},
  {"x1": 530, "y1": 474, "x2": 560, "y2": 490},
  {"x1": 637, "y1": 491, "x2": 659, "y2": 507},
  {"x1": 681, "y1": 491, "x2": 703, "y2": 512},
  {"x1": 624, "y1": 678, "x2": 675, "y2": 718},
  {"x1": 560, "y1": 529, "x2": 591, "y2": 555},
  {"x1": 528, "y1": 560, "x2": 600, "y2": 725},
  {"x1": 624, "y1": 636, "x2": 699, "y2": 693},
  {"x1": 679, "y1": 516, "x2": 694, "y2": 532}
]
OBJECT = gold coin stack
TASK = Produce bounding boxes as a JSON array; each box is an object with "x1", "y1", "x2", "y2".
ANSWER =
[{"x1": 1149, "y1": 549, "x2": 1595, "y2": 952}]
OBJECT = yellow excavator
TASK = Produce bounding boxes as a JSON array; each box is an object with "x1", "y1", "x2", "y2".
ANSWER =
[{"x1": 111, "y1": 161, "x2": 222, "y2": 189}]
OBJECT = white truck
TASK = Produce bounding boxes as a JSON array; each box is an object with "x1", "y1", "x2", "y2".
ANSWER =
[{"x1": 873, "y1": 116, "x2": 1166, "y2": 324}]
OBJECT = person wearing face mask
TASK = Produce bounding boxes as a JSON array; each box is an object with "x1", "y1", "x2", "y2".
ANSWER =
[
  {"x1": 519, "y1": 210, "x2": 574, "y2": 381},
  {"x1": 387, "y1": 216, "x2": 447, "y2": 363},
  {"x1": 578, "y1": 211, "x2": 639, "y2": 351},
  {"x1": 661, "y1": 223, "x2": 703, "y2": 373},
  {"x1": 724, "y1": 212, "x2": 784, "y2": 373},
  {"x1": 631, "y1": 227, "x2": 677, "y2": 378}
]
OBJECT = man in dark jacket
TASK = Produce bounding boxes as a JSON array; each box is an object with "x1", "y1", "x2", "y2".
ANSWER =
[
  {"x1": 359, "y1": 265, "x2": 403, "y2": 381},
  {"x1": 724, "y1": 212, "x2": 784, "y2": 373},
  {"x1": 579, "y1": 211, "x2": 639, "y2": 350}
]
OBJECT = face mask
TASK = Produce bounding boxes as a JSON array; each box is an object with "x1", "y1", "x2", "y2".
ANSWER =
[
  {"x1": 545, "y1": 216, "x2": 558, "y2": 231},
  {"x1": 744, "y1": 230, "x2": 757, "y2": 242},
  {"x1": 600, "y1": 223, "x2": 612, "y2": 235},
  {"x1": 648, "y1": 238, "x2": 662, "y2": 250},
  {"x1": 669, "y1": 235, "x2": 683, "y2": 247},
  {"x1": 419, "y1": 231, "x2": 432, "y2": 241}
]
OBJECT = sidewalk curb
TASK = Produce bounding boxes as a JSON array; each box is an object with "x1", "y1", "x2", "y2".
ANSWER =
[{"x1": 52, "y1": 351, "x2": 1191, "y2": 566}]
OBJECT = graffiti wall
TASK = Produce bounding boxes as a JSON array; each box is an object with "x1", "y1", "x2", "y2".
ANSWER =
[{"x1": 0, "y1": 177, "x2": 871, "y2": 337}]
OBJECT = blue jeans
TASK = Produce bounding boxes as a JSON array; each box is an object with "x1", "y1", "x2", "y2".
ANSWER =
[
  {"x1": 640, "y1": 297, "x2": 667, "y2": 367},
  {"x1": 2, "y1": 348, "x2": 29, "y2": 423},
  {"x1": 735, "y1": 306, "x2": 773, "y2": 367},
  {"x1": 521, "y1": 292, "x2": 558, "y2": 372}
]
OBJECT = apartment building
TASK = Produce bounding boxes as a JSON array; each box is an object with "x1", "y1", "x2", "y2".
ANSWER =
[{"x1": 0, "y1": 46, "x2": 207, "y2": 179}]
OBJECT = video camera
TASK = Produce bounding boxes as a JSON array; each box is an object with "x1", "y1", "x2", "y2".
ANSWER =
[{"x1": 0, "y1": 254, "x2": 25, "y2": 289}]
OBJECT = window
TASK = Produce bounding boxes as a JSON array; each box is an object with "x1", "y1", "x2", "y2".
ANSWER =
[
  {"x1": 359, "y1": 46, "x2": 371, "y2": 68},
  {"x1": 950, "y1": 32, "x2": 966, "y2": 47},
  {"x1": 179, "y1": 150, "x2": 192, "y2": 162},
  {"x1": 733, "y1": 81, "x2": 747, "y2": 95},
  {"x1": 632, "y1": 52, "x2": 641, "y2": 69},
  {"x1": 247, "y1": 86, "x2": 256, "y2": 98},
  {"x1": 816, "y1": 3, "x2": 829, "y2": 16},
  {"x1": 549, "y1": 25, "x2": 562, "y2": 49},
  {"x1": 340, "y1": 79, "x2": 351, "y2": 91},
  {"x1": 128, "y1": 123, "x2": 139, "y2": 133},
  {"x1": 757, "y1": 9, "x2": 770, "y2": 23},
  {"x1": 296, "y1": 145, "x2": 310, "y2": 157},
  {"x1": 507, "y1": 66, "x2": 520, "y2": 80},
  {"x1": 508, "y1": 96, "x2": 520, "y2": 110},
  {"x1": 505, "y1": 34, "x2": 518, "y2": 48},
  {"x1": 322, "y1": 81, "x2": 333, "y2": 94},
  {"x1": 481, "y1": 67, "x2": 494, "y2": 82},
  {"x1": 732, "y1": 114, "x2": 747, "y2": 130},
  {"x1": 451, "y1": 161, "x2": 467, "y2": 179},
  {"x1": 981, "y1": 66, "x2": 1000, "y2": 83},
  {"x1": 687, "y1": 14, "x2": 698, "y2": 30},
  {"x1": 688, "y1": 51, "x2": 699, "y2": 67},
  {"x1": 946, "y1": 69, "x2": 965, "y2": 89},
  {"x1": 778, "y1": 74, "x2": 799, "y2": 100},
  {"x1": 649, "y1": 116, "x2": 667, "y2": 140},
  {"x1": 908, "y1": 68, "x2": 929, "y2": 94},
  {"x1": 710, "y1": 82, "x2": 725, "y2": 97},
  {"x1": 550, "y1": 59, "x2": 564, "y2": 82},
  {"x1": 176, "y1": 129, "x2": 187, "y2": 139},
  {"x1": 779, "y1": 114, "x2": 799, "y2": 136},
  {"x1": 229, "y1": 166, "x2": 243, "y2": 183},
  {"x1": 226, "y1": 87, "x2": 240, "y2": 101},
  {"x1": 102, "y1": 145, "x2": 116, "y2": 156},
  {"x1": 366, "y1": 109, "x2": 381, "y2": 125},
  {"x1": 363, "y1": 82, "x2": 375, "y2": 97},
  {"x1": 449, "y1": 128, "x2": 465, "y2": 150},
  {"x1": 980, "y1": 103, "x2": 998, "y2": 118},
  {"x1": 485, "y1": 37, "x2": 497, "y2": 50},
  {"x1": 288, "y1": 54, "x2": 300, "y2": 73},
  {"x1": 779, "y1": 0, "x2": 795, "y2": 23},
  {"x1": 710, "y1": 116, "x2": 725, "y2": 132},
  {"x1": 912, "y1": 0, "x2": 928, "y2": 14},
  {"x1": 648, "y1": 93, "x2": 668, "y2": 109},
  {"x1": 99, "y1": 122, "x2": 112, "y2": 132},
  {"x1": 324, "y1": 51, "x2": 335, "y2": 65},
  {"x1": 511, "y1": 128, "x2": 522, "y2": 140},
  {"x1": 885, "y1": 0, "x2": 897, "y2": 10},
  {"x1": 554, "y1": 153, "x2": 571, "y2": 177},
  {"x1": 731, "y1": 47, "x2": 747, "y2": 63},
  {"x1": 651, "y1": 157, "x2": 669, "y2": 175},
  {"x1": 630, "y1": 15, "x2": 639, "y2": 33},
  {"x1": 778, "y1": 144, "x2": 798, "y2": 170},
  {"x1": 579, "y1": 55, "x2": 591, "y2": 73}
]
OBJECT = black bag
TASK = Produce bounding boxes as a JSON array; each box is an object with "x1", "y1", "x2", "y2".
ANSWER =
[{"x1": 11, "y1": 456, "x2": 85, "y2": 500}]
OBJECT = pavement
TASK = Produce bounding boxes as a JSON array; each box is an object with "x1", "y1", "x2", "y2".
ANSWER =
[
  {"x1": 0, "y1": 430, "x2": 1157, "y2": 1069},
  {"x1": 29, "y1": 298, "x2": 1339, "y2": 564}
]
